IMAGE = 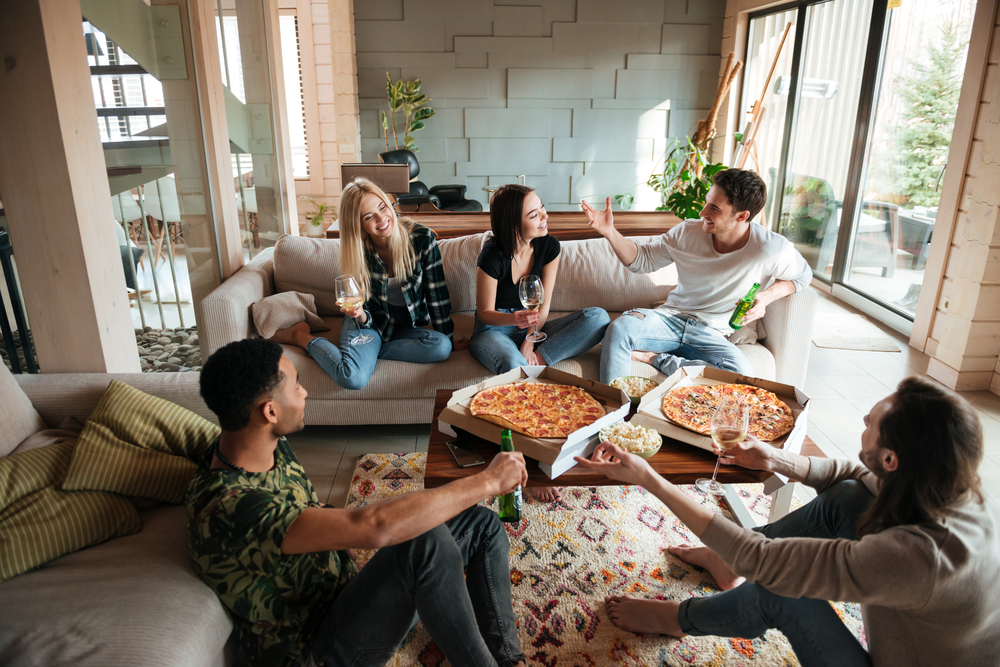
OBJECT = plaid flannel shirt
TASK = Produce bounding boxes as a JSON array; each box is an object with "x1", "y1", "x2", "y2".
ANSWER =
[{"x1": 361, "y1": 223, "x2": 454, "y2": 342}]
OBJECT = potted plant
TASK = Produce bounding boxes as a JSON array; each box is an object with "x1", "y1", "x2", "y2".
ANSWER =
[
  {"x1": 299, "y1": 196, "x2": 336, "y2": 238},
  {"x1": 380, "y1": 73, "x2": 435, "y2": 152},
  {"x1": 616, "y1": 137, "x2": 729, "y2": 218}
]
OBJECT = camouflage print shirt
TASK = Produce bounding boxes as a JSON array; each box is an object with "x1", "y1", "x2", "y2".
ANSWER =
[{"x1": 185, "y1": 438, "x2": 356, "y2": 667}]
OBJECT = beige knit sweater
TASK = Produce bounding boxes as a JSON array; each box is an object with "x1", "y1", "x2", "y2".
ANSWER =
[{"x1": 701, "y1": 457, "x2": 1000, "y2": 666}]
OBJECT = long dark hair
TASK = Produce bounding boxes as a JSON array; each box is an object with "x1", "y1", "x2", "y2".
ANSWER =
[
  {"x1": 857, "y1": 376, "x2": 984, "y2": 536},
  {"x1": 489, "y1": 184, "x2": 535, "y2": 259}
]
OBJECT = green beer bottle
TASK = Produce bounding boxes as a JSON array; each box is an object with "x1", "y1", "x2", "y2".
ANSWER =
[
  {"x1": 497, "y1": 429, "x2": 522, "y2": 523},
  {"x1": 729, "y1": 282, "x2": 761, "y2": 330}
]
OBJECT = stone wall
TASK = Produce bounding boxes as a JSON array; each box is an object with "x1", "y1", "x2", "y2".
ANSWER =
[{"x1": 354, "y1": 0, "x2": 726, "y2": 211}]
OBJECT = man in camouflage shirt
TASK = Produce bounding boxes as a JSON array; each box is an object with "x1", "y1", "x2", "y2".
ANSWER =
[{"x1": 186, "y1": 339, "x2": 528, "y2": 667}]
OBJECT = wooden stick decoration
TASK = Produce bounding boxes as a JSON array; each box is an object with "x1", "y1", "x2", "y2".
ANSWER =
[
  {"x1": 735, "y1": 21, "x2": 792, "y2": 169},
  {"x1": 682, "y1": 52, "x2": 744, "y2": 183}
]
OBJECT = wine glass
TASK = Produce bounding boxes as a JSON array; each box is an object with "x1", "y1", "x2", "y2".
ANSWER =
[
  {"x1": 696, "y1": 396, "x2": 749, "y2": 496},
  {"x1": 518, "y1": 275, "x2": 547, "y2": 343},
  {"x1": 335, "y1": 275, "x2": 372, "y2": 345}
]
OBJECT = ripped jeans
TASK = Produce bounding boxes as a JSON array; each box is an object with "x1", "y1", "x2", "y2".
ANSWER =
[{"x1": 599, "y1": 309, "x2": 754, "y2": 384}]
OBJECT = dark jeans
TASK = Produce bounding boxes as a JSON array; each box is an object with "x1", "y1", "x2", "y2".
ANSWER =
[
  {"x1": 310, "y1": 506, "x2": 524, "y2": 667},
  {"x1": 678, "y1": 480, "x2": 876, "y2": 667}
]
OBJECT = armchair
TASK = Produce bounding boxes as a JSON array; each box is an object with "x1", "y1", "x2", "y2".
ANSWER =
[{"x1": 379, "y1": 149, "x2": 483, "y2": 212}]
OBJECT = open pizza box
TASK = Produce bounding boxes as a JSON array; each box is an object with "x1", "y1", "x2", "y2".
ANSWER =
[
  {"x1": 630, "y1": 366, "x2": 811, "y2": 462},
  {"x1": 438, "y1": 366, "x2": 630, "y2": 480}
]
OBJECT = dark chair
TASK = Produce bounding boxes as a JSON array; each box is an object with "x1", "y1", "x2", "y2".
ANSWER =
[{"x1": 379, "y1": 149, "x2": 483, "y2": 212}]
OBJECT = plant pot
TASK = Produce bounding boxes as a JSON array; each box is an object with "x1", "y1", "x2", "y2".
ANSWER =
[{"x1": 304, "y1": 223, "x2": 325, "y2": 238}]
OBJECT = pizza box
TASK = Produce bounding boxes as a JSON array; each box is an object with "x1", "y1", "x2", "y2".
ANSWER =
[
  {"x1": 630, "y1": 366, "x2": 810, "y2": 461},
  {"x1": 438, "y1": 366, "x2": 630, "y2": 480}
]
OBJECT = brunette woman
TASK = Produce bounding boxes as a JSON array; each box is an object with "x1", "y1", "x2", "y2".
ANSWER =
[{"x1": 271, "y1": 178, "x2": 454, "y2": 390}]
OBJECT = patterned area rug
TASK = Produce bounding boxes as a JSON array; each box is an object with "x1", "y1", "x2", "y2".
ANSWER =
[{"x1": 347, "y1": 453, "x2": 866, "y2": 666}]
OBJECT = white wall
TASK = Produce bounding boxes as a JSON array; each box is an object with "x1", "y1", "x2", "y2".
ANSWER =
[{"x1": 356, "y1": 0, "x2": 726, "y2": 210}]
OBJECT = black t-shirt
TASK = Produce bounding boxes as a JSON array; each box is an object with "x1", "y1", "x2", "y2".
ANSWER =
[{"x1": 477, "y1": 235, "x2": 561, "y2": 310}]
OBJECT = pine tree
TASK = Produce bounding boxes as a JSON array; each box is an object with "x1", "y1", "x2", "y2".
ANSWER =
[{"x1": 895, "y1": 20, "x2": 965, "y2": 207}]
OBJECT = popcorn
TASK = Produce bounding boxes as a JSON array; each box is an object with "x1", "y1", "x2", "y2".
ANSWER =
[
  {"x1": 599, "y1": 421, "x2": 661, "y2": 453},
  {"x1": 610, "y1": 376, "x2": 658, "y2": 399}
]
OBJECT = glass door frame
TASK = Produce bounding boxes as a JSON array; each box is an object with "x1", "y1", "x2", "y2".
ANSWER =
[{"x1": 744, "y1": 0, "x2": 912, "y2": 327}]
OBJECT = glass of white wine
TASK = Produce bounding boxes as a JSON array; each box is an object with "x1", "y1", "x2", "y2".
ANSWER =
[
  {"x1": 696, "y1": 396, "x2": 749, "y2": 496},
  {"x1": 518, "y1": 274, "x2": 546, "y2": 343},
  {"x1": 335, "y1": 275, "x2": 372, "y2": 345}
]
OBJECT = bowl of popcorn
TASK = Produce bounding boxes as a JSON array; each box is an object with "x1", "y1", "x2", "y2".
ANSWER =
[
  {"x1": 609, "y1": 376, "x2": 659, "y2": 406},
  {"x1": 599, "y1": 421, "x2": 662, "y2": 459}
]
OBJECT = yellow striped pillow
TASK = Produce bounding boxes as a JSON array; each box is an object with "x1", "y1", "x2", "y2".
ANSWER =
[
  {"x1": 0, "y1": 440, "x2": 140, "y2": 581},
  {"x1": 63, "y1": 380, "x2": 221, "y2": 503}
]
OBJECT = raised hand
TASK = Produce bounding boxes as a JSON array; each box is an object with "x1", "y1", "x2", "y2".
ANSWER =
[
  {"x1": 513, "y1": 309, "x2": 540, "y2": 329},
  {"x1": 574, "y1": 441, "x2": 653, "y2": 487},
  {"x1": 581, "y1": 197, "x2": 615, "y2": 237}
]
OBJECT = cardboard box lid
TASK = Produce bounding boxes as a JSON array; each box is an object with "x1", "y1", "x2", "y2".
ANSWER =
[
  {"x1": 439, "y1": 366, "x2": 630, "y2": 466},
  {"x1": 630, "y1": 366, "x2": 810, "y2": 455}
]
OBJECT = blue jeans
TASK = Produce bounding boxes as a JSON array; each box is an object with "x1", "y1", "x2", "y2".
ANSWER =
[
  {"x1": 599, "y1": 309, "x2": 754, "y2": 384},
  {"x1": 470, "y1": 307, "x2": 610, "y2": 374},
  {"x1": 307, "y1": 316, "x2": 451, "y2": 391},
  {"x1": 310, "y1": 506, "x2": 525, "y2": 667},
  {"x1": 678, "y1": 480, "x2": 877, "y2": 667}
]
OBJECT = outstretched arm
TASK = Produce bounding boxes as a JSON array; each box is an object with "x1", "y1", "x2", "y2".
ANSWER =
[
  {"x1": 582, "y1": 198, "x2": 639, "y2": 266},
  {"x1": 282, "y1": 451, "x2": 528, "y2": 554}
]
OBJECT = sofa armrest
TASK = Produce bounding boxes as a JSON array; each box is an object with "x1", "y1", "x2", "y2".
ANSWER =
[
  {"x1": 200, "y1": 248, "x2": 276, "y2": 358},
  {"x1": 14, "y1": 372, "x2": 217, "y2": 429},
  {"x1": 759, "y1": 287, "x2": 817, "y2": 388}
]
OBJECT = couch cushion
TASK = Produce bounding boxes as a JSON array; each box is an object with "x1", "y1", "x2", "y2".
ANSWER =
[
  {"x1": 551, "y1": 237, "x2": 678, "y2": 313},
  {"x1": 437, "y1": 232, "x2": 491, "y2": 313},
  {"x1": 0, "y1": 505, "x2": 233, "y2": 667},
  {"x1": 0, "y1": 440, "x2": 141, "y2": 582},
  {"x1": 63, "y1": 380, "x2": 221, "y2": 503},
  {"x1": 0, "y1": 365, "x2": 48, "y2": 458},
  {"x1": 273, "y1": 235, "x2": 342, "y2": 314}
]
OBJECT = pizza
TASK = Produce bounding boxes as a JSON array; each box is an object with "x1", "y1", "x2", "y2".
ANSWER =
[
  {"x1": 660, "y1": 383, "x2": 795, "y2": 442},
  {"x1": 469, "y1": 382, "x2": 606, "y2": 438}
]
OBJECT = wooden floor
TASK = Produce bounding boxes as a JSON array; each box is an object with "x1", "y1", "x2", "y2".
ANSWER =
[{"x1": 327, "y1": 211, "x2": 682, "y2": 241}]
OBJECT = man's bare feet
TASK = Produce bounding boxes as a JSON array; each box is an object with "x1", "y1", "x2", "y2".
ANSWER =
[
  {"x1": 529, "y1": 486, "x2": 562, "y2": 502},
  {"x1": 631, "y1": 350, "x2": 658, "y2": 365},
  {"x1": 605, "y1": 596, "x2": 687, "y2": 636},
  {"x1": 666, "y1": 545, "x2": 744, "y2": 591},
  {"x1": 269, "y1": 321, "x2": 314, "y2": 350}
]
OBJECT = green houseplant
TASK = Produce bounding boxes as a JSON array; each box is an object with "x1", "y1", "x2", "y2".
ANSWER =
[
  {"x1": 380, "y1": 73, "x2": 435, "y2": 152},
  {"x1": 299, "y1": 196, "x2": 336, "y2": 237}
]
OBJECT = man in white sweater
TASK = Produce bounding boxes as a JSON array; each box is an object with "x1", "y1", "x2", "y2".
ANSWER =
[
  {"x1": 576, "y1": 376, "x2": 1000, "y2": 666},
  {"x1": 582, "y1": 168, "x2": 812, "y2": 384}
]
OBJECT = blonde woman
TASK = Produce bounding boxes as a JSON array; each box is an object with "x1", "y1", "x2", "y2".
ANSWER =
[{"x1": 271, "y1": 178, "x2": 454, "y2": 390}]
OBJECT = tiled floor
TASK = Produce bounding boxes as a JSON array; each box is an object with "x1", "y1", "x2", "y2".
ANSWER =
[{"x1": 288, "y1": 290, "x2": 1000, "y2": 508}]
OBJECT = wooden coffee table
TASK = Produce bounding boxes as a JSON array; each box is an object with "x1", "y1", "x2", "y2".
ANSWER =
[{"x1": 425, "y1": 389, "x2": 824, "y2": 527}]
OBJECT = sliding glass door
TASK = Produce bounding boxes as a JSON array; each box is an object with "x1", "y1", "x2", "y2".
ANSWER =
[{"x1": 743, "y1": 0, "x2": 975, "y2": 329}]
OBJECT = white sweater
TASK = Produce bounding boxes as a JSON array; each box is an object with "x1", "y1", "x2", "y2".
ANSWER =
[
  {"x1": 702, "y1": 458, "x2": 1000, "y2": 666},
  {"x1": 627, "y1": 220, "x2": 812, "y2": 333}
]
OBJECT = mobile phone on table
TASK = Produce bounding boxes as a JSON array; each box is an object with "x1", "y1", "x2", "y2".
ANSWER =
[{"x1": 446, "y1": 439, "x2": 486, "y2": 468}]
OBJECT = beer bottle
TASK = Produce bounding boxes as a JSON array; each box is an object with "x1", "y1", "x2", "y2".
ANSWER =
[
  {"x1": 497, "y1": 429, "x2": 522, "y2": 523},
  {"x1": 729, "y1": 282, "x2": 761, "y2": 330}
]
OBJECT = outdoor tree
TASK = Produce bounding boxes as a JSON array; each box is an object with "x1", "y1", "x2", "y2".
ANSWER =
[{"x1": 895, "y1": 19, "x2": 965, "y2": 207}]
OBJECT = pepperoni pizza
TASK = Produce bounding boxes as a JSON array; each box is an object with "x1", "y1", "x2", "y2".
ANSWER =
[{"x1": 661, "y1": 383, "x2": 795, "y2": 442}]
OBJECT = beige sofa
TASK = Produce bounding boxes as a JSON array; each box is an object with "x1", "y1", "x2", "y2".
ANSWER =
[
  {"x1": 0, "y1": 369, "x2": 234, "y2": 667},
  {"x1": 202, "y1": 233, "x2": 817, "y2": 425}
]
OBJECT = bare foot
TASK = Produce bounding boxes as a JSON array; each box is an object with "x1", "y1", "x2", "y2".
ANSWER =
[
  {"x1": 631, "y1": 350, "x2": 658, "y2": 365},
  {"x1": 269, "y1": 321, "x2": 314, "y2": 349},
  {"x1": 529, "y1": 486, "x2": 562, "y2": 502},
  {"x1": 605, "y1": 596, "x2": 687, "y2": 636},
  {"x1": 666, "y1": 545, "x2": 744, "y2": 591}
]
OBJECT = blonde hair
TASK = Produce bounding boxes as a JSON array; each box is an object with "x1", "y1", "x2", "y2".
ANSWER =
[{"x1": 338, "y1": 177, "x2": 417, "y2": 301}]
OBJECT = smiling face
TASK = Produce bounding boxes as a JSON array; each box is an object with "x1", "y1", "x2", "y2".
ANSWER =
[
  {"x1": 519, "y1": 191, "x2": 548, "y2": 242},
  {"x1": 359, "y1": 192, "x2": 395, "y2": 241},
  {"x1": 860, "y1": 395, "x2": 894, "y2": 478},
  {"x1": 699, "y1": 185, "x2": 749, "y2": 236}
]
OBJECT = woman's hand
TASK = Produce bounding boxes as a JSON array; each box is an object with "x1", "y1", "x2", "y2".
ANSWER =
[
  {"x1": 519, "y1": 338, "x2": 544, "y2": 366},
  {"x1": 453, "y1": 337, "x2": 471, "y2": 351},
  {"x1": 574, "y1": 442, "x2": 654, "y2": 487},
  {"x1": 513, "y1": 309, "x2": 540, "y2": 329}
]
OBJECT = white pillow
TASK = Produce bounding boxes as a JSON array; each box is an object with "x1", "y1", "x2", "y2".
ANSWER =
[{"x1": 251, "y1": 292, "x2": 331, "y2": 339}]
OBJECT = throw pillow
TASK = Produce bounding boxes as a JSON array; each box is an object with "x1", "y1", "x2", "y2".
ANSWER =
[
  {"x1": 0, "y1": 364, "x2": 48, "y2": 458},
  {"x1": 63, "y1": 380, "x2": 221, "y2": 503},
  {"x1": 252, "y1": 291, "x2": 330, "y2": 339},
  {"x1": 0, "y1": 440, "x2": 140, "y2": 581}
]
